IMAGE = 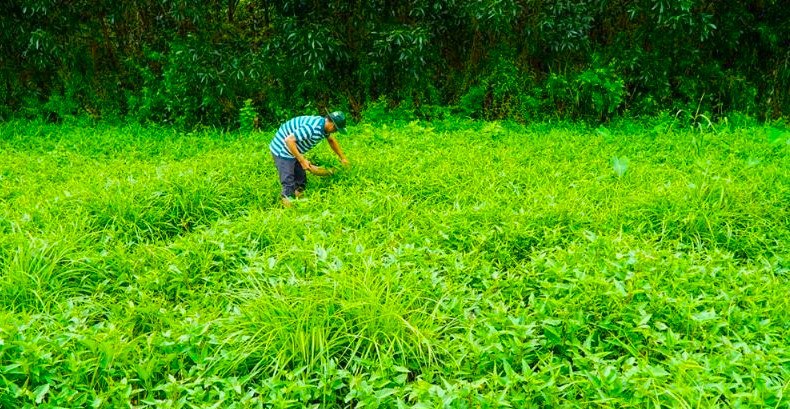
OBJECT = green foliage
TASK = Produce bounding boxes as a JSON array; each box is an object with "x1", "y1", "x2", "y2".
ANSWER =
[
  {"x1": 1, "y1": 119, "x2": 788, "y2": 407},
  {"x1": 41, "y1": 91, "x2": 79, "y2": 122},
  {"x1": 576, "y1": 66, "x2": 626, "y2": 120},
  {"x1": 129, "y1": 35, "x2": 254, "y2": 128},
  {"x1": 544, "y1": 64, "x2": 625, "y2": 121},
  {"x1": 1, "y1": 0, "x2": 788, "y2": 125},
  {"x1": 361, "y1": 96, "x2": 418, "y2": 124},
  {"x1": 238, "y1": 99, "x2": 257, "y2": 133},
  {"x1": 454, "y1": 51, "x2": 541, "y2": 121},
  {"x1": 457, "y1": 85, "x2": 486, "y2": 119}
]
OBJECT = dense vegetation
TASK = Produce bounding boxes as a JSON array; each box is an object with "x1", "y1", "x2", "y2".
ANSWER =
[
  {"x1": 1, "y1": 119, "x2": 788, "y2": 407},
  {"x1": 2, "y1": 1, "x2": 789, "y2": 406},
  {"x1": 2, "y1": 0, "x2": 789, "y2": 126}
]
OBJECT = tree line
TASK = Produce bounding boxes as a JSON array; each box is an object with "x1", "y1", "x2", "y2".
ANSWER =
[{"x1": 1, "y1": 0, "x2": 787, "y2": 127}]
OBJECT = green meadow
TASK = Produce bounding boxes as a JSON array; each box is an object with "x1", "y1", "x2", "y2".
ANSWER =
[{"x1": 1, "y1": 119, "x2": 788, "y2": 408}]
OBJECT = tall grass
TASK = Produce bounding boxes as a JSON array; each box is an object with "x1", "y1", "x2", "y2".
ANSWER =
[{"x1": 0, "y1": 118, "x2": 788, "y2": 407}]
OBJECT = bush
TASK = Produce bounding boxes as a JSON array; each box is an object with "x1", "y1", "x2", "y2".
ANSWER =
[
  {"x1": 544, "y1": 65, "x2": 625, "y2": 121},
  {"x1": 238, "y1": 99, "x2": 258, "y2": 132}
]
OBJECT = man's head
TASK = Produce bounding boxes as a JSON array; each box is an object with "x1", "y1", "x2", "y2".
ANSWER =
[{"x1": 325, "y1": 111, "x2": 347, "y2": 134}]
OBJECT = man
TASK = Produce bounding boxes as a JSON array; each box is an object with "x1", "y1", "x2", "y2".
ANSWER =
[{"x1": 269, "y1": 111, "x2": 349, "y2": 206}]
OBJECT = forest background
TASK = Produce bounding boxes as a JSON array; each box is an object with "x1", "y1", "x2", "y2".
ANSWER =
[{"x1": 1, "y1": 0, "x2": 788, "y2": 127}]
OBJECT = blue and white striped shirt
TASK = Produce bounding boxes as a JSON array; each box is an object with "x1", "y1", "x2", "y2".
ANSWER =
[{"x1": 269, "y1": 116, "x2": 328, "y2": 159}]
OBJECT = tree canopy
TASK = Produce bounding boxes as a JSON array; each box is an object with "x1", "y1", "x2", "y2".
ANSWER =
[{"x1": 1, "y1": 0, "x2": 788, "y2": 126}]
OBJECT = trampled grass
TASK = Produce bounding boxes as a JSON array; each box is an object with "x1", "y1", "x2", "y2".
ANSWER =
[{"x1": 0, "y1": 119, "x2": 788, "y2": 407}]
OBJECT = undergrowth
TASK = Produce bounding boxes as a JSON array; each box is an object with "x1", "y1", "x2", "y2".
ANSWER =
[{"x1": 0, "y1": 119, "x2": 788, "y2": 407}]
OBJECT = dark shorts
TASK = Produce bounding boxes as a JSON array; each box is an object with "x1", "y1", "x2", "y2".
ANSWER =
[{"x1": 272, "y1": 154, "x2": 306, "y2": 198}]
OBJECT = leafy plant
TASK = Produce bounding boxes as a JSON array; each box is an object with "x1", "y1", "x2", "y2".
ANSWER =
[
  {"x1": 0, "y1": 119, "x2": 788, "y2": 407},
  {"x1": 238, "y1": 99, "x2": 258, "y2": 132}
]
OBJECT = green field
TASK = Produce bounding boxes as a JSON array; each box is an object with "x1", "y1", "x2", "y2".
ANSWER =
[{"x1": 1, "y1": 120, "x2": 789, "y2": 408}]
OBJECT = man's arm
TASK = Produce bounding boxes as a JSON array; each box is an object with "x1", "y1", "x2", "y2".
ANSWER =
[
  {"x1": 284, "y1": 135, "x2": 311, "y2": 169},
  {"x1": 327, "y1": 135, "x2": 349, "y2": 165}
]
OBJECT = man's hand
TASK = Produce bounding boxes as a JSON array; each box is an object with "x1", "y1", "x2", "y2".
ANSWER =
[{"x1": 308, "y1": 164, "x2": 334, "y2": 176}]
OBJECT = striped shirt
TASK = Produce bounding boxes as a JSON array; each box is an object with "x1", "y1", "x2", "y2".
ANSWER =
[{"x1": 269, "y1": 116, "x2": 328, "y2": 159}]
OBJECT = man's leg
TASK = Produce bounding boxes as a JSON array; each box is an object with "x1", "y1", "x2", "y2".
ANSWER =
[
  {"x1": 272, "y1": 155, "x2": 297, "y2": 205},
  {"x1": 294, "y1": 160, "x2": 307, "y2": 198}
]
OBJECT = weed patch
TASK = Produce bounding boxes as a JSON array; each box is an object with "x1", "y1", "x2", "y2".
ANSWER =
[{"x1": 0, "y1": 120, "x2": 787, "y2": 407}]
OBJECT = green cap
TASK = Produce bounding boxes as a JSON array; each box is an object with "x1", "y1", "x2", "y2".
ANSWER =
[{"x1": 327, "y1": 111, "x2": 347, "y2": 133}]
